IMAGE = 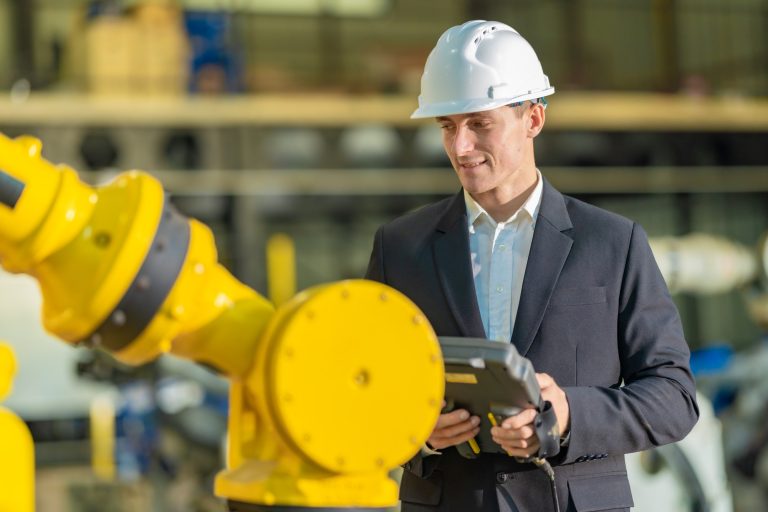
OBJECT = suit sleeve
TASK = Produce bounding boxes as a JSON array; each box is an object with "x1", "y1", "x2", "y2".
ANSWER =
[
  {"x1": 365, "y1": 226, "x2": 386, "y2": 283},
  {"x1": 560, "y1": 223, "x2": 699, "y2": 464}
]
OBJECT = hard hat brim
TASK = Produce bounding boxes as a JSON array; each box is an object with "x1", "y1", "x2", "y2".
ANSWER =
[{"x1": 410, "y1": 88, "x2": 554, "y2": 119}]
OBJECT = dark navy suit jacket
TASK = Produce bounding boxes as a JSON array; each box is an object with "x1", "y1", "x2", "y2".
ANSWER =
[{"x1": 366, "y1": 180, "x2": 699, "y2": 512}]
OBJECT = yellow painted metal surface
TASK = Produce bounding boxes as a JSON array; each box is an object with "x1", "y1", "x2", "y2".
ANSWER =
[
  {"x1": 267, "y1": 233, "x2": 297, "y2": 308},
  {"x1": 38, "y1": 171, "x2": 164, "y2": 343},
  {"x1": 268, "y1": 281, "x2": 442, "y2": 473},
  {"x1": 0, "y1": 133, "x2": 445, "y2": 509},
  {"x1": 0, "y1": 132, "x2": 274, "y2": 378},
  {"x1": 90, "y1": 394, "x2": 116, "y2": 481},
  {"x1": 0, "y1": 343, "x2": 35, "y2": 512},
  {"x1": 117, "y1": 216, "x2": 275, "y2": 377},
  {"x1": 0, "y1": 135, "x2": 61, "y2": 246},
  {"x1": 218, "y1": 280, "x2": 444, "y2": 508},
  {"x1": 0, "y1": 343, "x2": 15, "y2": 402},
  {"x1": 0, "y1": 132, "x2": 164, "y2": 343}
]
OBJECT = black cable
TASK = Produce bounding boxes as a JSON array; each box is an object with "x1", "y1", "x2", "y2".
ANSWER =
[
  {"x1": 499, "y1": 458, "x2": 560, "y2": 512},
  {"x1": 531, "y1": 458, "x2": 560, "y2": 512}
]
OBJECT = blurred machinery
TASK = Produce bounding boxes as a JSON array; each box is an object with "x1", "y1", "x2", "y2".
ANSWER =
[
  {"x1": 650, "y1": 233, "x2": 768, "y2": 329},
  {"x1": 624, "y1": 233, "x2": 768, "y2": 511},
  {"x1": 685, "y1": 339, "x2": 768, "y2": 512},
  {"x1": 626, "y1": 393, "x2": 732, "y2": 512},
  {"x1": 0, "y1": 132, "x2": 445, "y2": 511},
  {"x1": 651, "y1": 235, "x2": 758, "y2": 295},
  {"x1": 82, "y1": 1, "x2": 190, "y2": 97}
]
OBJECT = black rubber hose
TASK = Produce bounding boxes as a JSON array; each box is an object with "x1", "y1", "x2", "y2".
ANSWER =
[{"x1": 0, "y1": 169, "x2": 25, "y2": 209}]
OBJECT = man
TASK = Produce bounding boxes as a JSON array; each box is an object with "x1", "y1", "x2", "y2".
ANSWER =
[{"x1": 366, "y1": 20, "x2": 698, "y2": 512}]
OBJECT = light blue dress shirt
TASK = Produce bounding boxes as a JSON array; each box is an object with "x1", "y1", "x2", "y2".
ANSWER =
[{"x1": 464, "y1": 172, "x2": 543, "y2": 342}]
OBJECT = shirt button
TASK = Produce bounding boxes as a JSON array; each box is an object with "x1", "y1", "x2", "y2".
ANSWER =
[
  {"x1": 496, "y1": 472, "x2": 509, "y2": 484},
  {"x1": 498, "y1": 244, "x2": 506, "y2": 251},
  {"x1": 496, "y1": 286, "x2": 504, "y2": 293}
]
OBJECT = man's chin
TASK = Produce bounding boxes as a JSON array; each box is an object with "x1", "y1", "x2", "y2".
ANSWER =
[{"x1": 459, "y1": 183, "x2": 490, "y2": 196}]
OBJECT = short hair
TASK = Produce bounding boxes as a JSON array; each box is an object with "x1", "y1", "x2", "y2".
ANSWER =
[{"x1": 508, "y1": 98, "x2": 547, "y2": 118}]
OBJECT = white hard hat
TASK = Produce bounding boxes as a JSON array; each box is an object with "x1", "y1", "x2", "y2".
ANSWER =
[{"x1": 411, "y1": 20, "x2": 554, "y2": 119}]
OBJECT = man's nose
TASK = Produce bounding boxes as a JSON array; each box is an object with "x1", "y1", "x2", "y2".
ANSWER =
[{"x1": 452, "y1": 126, "x2": 474, "y2": 155}]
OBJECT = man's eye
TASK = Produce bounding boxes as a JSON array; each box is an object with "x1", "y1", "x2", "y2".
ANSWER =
[
  {"x1": 472, "y1": 121, "x2": 490, "y2": 129},
  {"x1": 439, "y1": 125, "x2": 454, "y2": 131}
]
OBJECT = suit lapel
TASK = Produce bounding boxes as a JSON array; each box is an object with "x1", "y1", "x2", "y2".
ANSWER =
[
  {"x1": 511, "y1": 179, "x2": 573, "y2": 356},
  {"x1": 433, "y1": 192, "x2": 486, "y2": 338}
]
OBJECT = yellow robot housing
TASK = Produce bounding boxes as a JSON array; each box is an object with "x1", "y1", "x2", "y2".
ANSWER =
[{"x1": 0, "y1": 133, "x2": 445, "y2": 511}]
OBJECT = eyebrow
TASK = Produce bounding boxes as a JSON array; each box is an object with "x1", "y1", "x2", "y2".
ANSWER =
[{"x1": 435, "y1": 114, "x2": 491, "y2": 123}]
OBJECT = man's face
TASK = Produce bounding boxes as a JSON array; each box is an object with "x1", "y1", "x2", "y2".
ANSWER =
[{"x1": 437, "y1": 105, "x2": 537, "y2": 199}]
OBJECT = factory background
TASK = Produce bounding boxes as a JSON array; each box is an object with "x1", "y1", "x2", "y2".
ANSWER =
[{"x1": 0, "y1": 0, "x2": 766, "y2": 510}]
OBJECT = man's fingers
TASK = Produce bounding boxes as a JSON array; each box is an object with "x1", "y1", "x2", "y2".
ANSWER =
[
  {"x1": 435, "y1": 409, "x2": 471, "y2": 429},
  {"x1": 433, "y1": 415, "x2": 480, "y2": 440},
  {"x1": 492, "y1": 408, "x2": 539, "y2": 455},
  {"x1": 536, "y1": 372, "x2": 554, "y2": 389},
  {"x1": 494, "y1": 434, "x2": 530, "y2": 449},
  {"x1": 535, "y1": 372, "x2": 571, "y2": 435},
  {"x1": 501, "y1": 438, "x2": 541, "y2": 458},
  {"x1": 500, "y1": 409, "x2": 537, "y2": 429},
  {"x1": 491, "y1": 424, "x2": 535, "y2": 442},
  {"x1": 428, "y1": 426, "x2": 480, "y2": 450}
]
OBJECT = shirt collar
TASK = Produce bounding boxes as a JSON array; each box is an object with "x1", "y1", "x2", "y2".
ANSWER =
[{"x1": 464, "y1": 170, "x2": 543, "y2": 227}]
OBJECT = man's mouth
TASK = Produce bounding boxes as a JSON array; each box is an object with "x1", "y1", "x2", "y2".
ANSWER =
[{"x1": 459, "y1": 159, "x2": 486, "y2": 169}]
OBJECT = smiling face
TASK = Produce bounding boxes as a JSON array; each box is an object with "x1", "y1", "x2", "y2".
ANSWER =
[{"x1": 437, "y1": 103, "x2": 544, "y2": 216}]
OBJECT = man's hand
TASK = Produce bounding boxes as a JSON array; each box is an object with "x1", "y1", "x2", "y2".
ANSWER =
[
  {"x1": 491, "y1": 408, "x2": 540, "y2": 457},
  {"x1": 491, "y1": 372, "x2": 570, "y2": 457},
  {"x1": 538, "y1": 372, "x2": 570, "y2": 437},
  {"x1": 426, "y1": 406, "x2": 481, "y2": 450}
]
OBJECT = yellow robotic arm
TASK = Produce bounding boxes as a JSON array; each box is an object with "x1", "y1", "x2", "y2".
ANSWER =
[
  {"x1": 0, "y1": 133, "x2": 444, "y2": 510},
  {"x1": 0, "y1": 342, "x2": 35, "y2": 512}
]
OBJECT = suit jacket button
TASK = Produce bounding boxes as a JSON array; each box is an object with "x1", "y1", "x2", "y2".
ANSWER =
[{"x1": 496, "y1": 472, "x2": 508, "y2": 484}]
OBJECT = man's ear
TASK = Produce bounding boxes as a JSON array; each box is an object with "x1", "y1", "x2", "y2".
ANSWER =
[{"x1": 527, "y1": 103, "x2": 546, "y2": 138}]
